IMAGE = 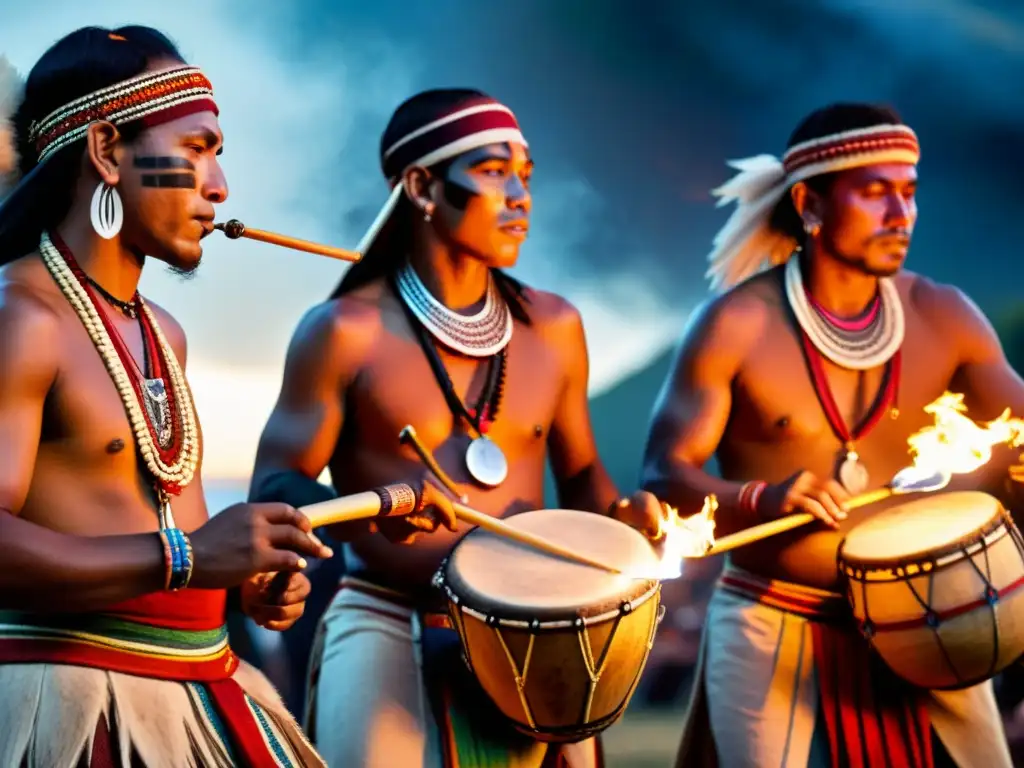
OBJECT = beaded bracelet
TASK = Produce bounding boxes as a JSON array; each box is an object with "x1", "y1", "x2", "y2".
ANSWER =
[
  {"x1": 158, "y1": 527, "x2": 194, "y2": 591},
  {"x1": 371, "y1": 483, "x2": 419, "y2": 516},
  {"x1": 738, "y1": 480, "x2": 768, "y2": 518}
]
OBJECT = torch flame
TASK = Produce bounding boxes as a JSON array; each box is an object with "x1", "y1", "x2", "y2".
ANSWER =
[
  {"x1": 907, "y1": 391, "x2": 1024, "y2": 476},
  {"x1": 631, "y1": 494, "x2": 718, "y2": 580},
  {"x1": 640, "y1": 391, "x2": 1024, "y2": 582}
]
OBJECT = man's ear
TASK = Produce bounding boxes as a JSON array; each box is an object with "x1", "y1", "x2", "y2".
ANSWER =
[
  {"x1": 401, "y1": 165, "x2": 438, "y2": 219},
  {"x1": 84, "y1": 121, "x2": 123, "y2": 186},
  {"x1": 790, "y1": 180, "x2": 823, "y2": 232}
]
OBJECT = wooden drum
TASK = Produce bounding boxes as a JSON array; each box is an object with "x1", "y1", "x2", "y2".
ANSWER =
[
  {"x1": 838, "y1": 491, "x2": 1024, "y2": 690},
  {"x1": 432, "y1": 509, "x2": 664, "y2": 743}
]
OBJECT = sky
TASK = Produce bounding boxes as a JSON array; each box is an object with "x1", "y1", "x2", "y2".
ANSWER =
[{"x1": 1, "y1": 0, "x2": 1022, "y2": 479}]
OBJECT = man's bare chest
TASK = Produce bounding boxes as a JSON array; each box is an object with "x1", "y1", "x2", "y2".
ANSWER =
[
  {"x1": 730, "y1": 319, "x2": 959, "y2": 447},
  {"x1": 349, "y1": 333, "x2": 563, "y2": 455},
  {"x1": 42, "y1": 324, "x2": 151, "y2": 472}
]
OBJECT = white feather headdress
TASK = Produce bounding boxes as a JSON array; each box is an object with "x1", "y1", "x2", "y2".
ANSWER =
[
  {"x1": 704, "y1": 124, "x2": 921, "y2": 293},
  {"x1": 0, "y1": 54, "x2": 25, "y2": 200}
]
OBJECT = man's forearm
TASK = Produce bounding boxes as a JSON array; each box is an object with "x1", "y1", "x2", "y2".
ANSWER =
[{"x1": 0, "y1": 512, "x2": 167, "y2": 613}]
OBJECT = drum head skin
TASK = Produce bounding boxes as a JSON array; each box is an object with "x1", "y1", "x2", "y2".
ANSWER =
[
  {"x1": 442, "y1": 509, "x2": 660, "y2": 622},
  {"x1": 842, "y1": 491, "x2": 1004, "y2": 564}
]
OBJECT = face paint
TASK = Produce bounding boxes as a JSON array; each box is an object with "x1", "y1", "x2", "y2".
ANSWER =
[
  {"x1": 133, "y1": 156, "x2": 196, "y2": 170},
  {"x1": 141, "y1": 173, "x2": 196, "y2": 189},
  {"x1": 440, "y1": 173, "x2": 478, "y2": 210},
  {"x1": 135, "y1": 155, "x2": 197, "y2": 189}
]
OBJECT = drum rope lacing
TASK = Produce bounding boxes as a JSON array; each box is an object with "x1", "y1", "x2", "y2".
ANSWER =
[
  {"x1": 431, "y1": 560, "x2": 664, "y2": 737},
  {"x1": 846, "y1": 510, "x2": 1024, "y2": 688}
]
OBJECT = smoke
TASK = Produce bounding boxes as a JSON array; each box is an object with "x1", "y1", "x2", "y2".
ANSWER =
[
  {"x1": 250, "y1": 0, "x2": 1024, "y2": 319},
  {"x1": 3, "y1": 1, "x2": 1021, "y2": 382}
]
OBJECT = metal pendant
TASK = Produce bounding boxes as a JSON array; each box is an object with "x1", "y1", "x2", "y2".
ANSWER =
[
  {"x1": 143, "y1": 378, "x2": 173, "y2": 450},
  {"x1": 839, "y1": 450, "x2": 870, "y2": 495},
  {"x1": 465, "y1": 436, "x2": 508, "y2": 488}
]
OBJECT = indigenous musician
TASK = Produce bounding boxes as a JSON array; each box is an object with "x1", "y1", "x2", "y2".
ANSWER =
[
  {"x1": 0, "y1": 27, "x2": 333, "y2": 765},
  {"x1": 641, "y1": 103, "x2": 1024, "y2": 767},
  {"x1": 248, "y1": 87, "x2": 662, "y2": 767}
]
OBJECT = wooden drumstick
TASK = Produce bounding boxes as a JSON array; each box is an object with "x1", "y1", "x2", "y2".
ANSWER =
[
  {"x1": 703, "y1": 471, "x2": 944, "y2": 557},
  {"x1": 214, "y1": 219, "x2": 362, "y2": 263},
  {"x1": 398, "y1": 425, "x2": 469, "y2": 503},
  {"x1": 300, "y1": 491, "x2": 623, "y2": 575}
]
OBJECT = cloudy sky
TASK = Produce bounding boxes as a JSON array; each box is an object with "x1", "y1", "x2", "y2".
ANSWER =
[{"x1": 1, "y1": 0, "x2": 1022, "y2": 479}]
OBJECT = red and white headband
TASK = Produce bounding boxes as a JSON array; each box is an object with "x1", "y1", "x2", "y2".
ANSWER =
[
  {"x1": 357, "y1": 97, "x2": 527, "y2": 254},
  {"x1": 28, "y1": 65, "x2": 218, "y2": 164},
  {"x1": 705, "y1": 123, "x2": 920, "y2": 292}
]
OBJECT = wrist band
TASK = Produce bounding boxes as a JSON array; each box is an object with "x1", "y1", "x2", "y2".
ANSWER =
[
  {"x1": 159, "y1": 528, "x2": 194, "y2": 591},
  {"x1": 738, "y1": 481, "x2": 768, "y2": 518},
  {"x1": 372, "y1": 483, "x2": 419, "y2": 517}
]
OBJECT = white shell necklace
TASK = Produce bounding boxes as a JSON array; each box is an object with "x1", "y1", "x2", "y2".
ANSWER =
[
  {"x1": 394, "y1": 263, "x2": 513, "y2": 358},
  {"x1": 784, "y1": 256, "x2": 904, "y2": 371}
]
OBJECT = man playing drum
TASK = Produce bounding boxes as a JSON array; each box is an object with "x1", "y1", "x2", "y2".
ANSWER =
[
  {"x1": 641, "y1": 102, "x2": 1024, "y2": 767},
  {"x1": 248, "y1": 88, "x2": 662, "y2": 767}
]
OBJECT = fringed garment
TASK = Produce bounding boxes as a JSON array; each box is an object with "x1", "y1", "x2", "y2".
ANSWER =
[
  {"x1": 675, "y1": 565, "x2": 1012, "y2": 768},
  {"x1": 0, "y1": 589, "x2": 325, "y2": 768}
]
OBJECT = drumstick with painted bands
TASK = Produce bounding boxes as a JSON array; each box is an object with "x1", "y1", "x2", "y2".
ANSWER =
[
  {"x1": 300, "y1": 491, "x2": 623, "y2": 575},
  {"x1": 214, "y1": 219, "x2": 362, "y2": 263},
  {"x1": 395, "y1": 425, "x2": 619, "y2": 572},
  {"x1": 703, "y1": 470, "x2": 944, "y2": 556}
]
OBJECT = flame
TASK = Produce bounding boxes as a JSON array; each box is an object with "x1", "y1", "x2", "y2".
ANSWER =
[
  {"x1": 637, "y1": 391, "x2": 1024, "y2": 583},
  {"x1": 907, "y1": 391, "x2": 1024, "y2": 476},
  {"x1": 630, "y1": 494, "x2": 718, "y2": 580}
]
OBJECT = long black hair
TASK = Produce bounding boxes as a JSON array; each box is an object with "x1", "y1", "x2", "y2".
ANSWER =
[
  {"x1": 330, "y1": 88, "x2": 532, "y2": 325},
  {"x1": 768, "y1": 102, "x2": 904, "y2": 249},
  {"x1": 0, "y1": 25, "x2": 185, "y2": 266}
]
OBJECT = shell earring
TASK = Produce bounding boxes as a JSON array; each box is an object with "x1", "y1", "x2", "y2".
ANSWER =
[{"x1": 90, "y1": 182, "x2": 123, "y2": 239}]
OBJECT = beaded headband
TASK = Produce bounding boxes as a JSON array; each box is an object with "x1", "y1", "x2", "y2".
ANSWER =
[
  {"x1": 357, "y1": 97, "x2": 528, "y2": 255},
  {"x1": 704, "y1": 123, "x2": 920, "y2": 292},
  {"x1": 28, "y1": 65, "x2": 218, "y2": 164}
]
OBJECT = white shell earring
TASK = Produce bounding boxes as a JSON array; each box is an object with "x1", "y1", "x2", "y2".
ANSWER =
[{"x1": 90, "y1": 182, "x2": 123, "y2": 239}]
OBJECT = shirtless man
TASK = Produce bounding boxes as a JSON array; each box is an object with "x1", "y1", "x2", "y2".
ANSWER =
[
  {"x1": 0, "y1": 26, "x2": 333, "y2": 765},
  {"x1": 640, "y1": 103, "x2": 1022, "y2": 767},
  {"x1": 249, "y1": 88, "x2": 661, "y2": 767}
]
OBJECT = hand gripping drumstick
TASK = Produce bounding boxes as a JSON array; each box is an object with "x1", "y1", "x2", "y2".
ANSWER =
[
  {"x1": 703, "y1": 467, "x2": 950, "y2": 557},
  {"x1": 214, "y1": 219, "x2": 362, "y2": 263},
  {"x1": 301, "y1": 425, "x2": 622, "y2": 574},
  {"x1": 300, "y1": 489, "x2": 624, "y2": 575},
  {"x1": 394, "y1": 424, "x2": 623, "y2": 574}
]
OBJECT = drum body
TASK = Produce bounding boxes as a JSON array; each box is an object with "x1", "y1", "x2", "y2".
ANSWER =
[
  {"x1": 838, "y1": 491, "x2": 1024, "y2": 690},
  {"x1": 433, "y1": 509, "x2": 663, "y2": 743}
]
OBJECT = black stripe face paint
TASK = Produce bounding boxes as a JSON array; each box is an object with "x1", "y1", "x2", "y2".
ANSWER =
[
  {"x1": 141, "y1": 173, "x2": 196, "y2": 188},
  {"x1": 135, "y1": 156, "x2": 197, "y2": 189},
  {"x1": 133, "y1": 156, "x2": 195, "y2": 170}
]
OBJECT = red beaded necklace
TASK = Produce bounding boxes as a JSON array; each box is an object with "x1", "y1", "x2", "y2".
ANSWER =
[{"x1": 49, "y1": 232, "x2": 185, "y2": 487}]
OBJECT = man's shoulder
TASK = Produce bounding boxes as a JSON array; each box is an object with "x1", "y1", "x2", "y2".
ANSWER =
[
  {"x1": 681, "y1": 270, "x2": 779, "y2": 353},
  {"x1": 901, "y1": 270, "x2": 997, "y2": 350},
  {"x1": 291, "y1": 281, "x2": 388, "y2": 356},
  {"x1": 0, "y1": 254, "x2": 63, "y2": 330},
  {"x1": 0, "y1": 257, "x2": 64, "y2": 370},
  {"x1": 520, "y1": 285, "x2": 581, "y2": 326},
  {"x1": 901, "y1": 270, "x2": 979, "y2": 321}
]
